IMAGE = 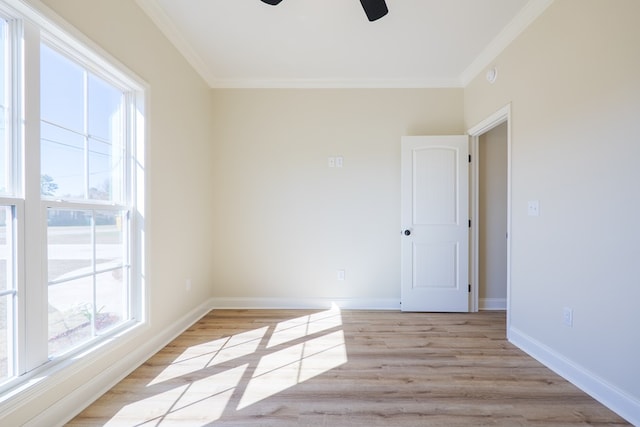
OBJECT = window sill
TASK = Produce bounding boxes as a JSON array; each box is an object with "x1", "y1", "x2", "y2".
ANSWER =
[{"x1": 0, "y1": 320, "x2": 146, "y2": 417}]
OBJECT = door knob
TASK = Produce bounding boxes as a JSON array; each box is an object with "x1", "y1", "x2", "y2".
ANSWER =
[{"x1": 404, "y1": 229, "x2": 411, "y2": 236}]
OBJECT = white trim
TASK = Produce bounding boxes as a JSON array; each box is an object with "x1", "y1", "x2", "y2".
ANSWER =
[
  {"x1": 13, "y1": 0, "x2": 147, "y2": 90},
  {"x1": 22, "y1": 17, "x2": 48, "y2": 371},
  {"x1": 470, "y1": 136, "x2": 479, "y2": 313},
  {"x1": 21, "y1": 298, "x2": 214, "y2": 427},
  {"x1": 459, "y1": 0, "x2": 555, "y2": 86},
  {"x1": 478, "y1": 298, "x2": 507, "y2": 311},
  {"x1": 467, "y1": 104, "x2": 511, "y2": 136},
  {"x1": 509, "y1": 327, "x2": 640, "y2": 426},
  {"x1": 207, "y1": 78, "x2": 461, "y2": 89},
  {"x1": 211, "y1": 297, "x2": 400, "y2": 311},
  {"x1": 467, "y1": 104, "x2": 512, "y2": 326},
  {"x1": 134, "y1": 0, "x2": 217, "y2": 87}
]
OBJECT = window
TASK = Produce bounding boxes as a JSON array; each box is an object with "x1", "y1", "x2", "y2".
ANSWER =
[
  {"x1": 0, "y1": 206, "x2": 16, "y2": 383},
  {"x1": 40, "y1": 44, "x2": 125, "y2": 202},
  {"x1": 0, "y1": 16, "x2": 16, "y2": 384},
  {"x1": 41, "y1": 44, "x2": 130, "y2": 357},
  {"x1": 0, "y1": 1, "x2": 145, "y2": 394}
]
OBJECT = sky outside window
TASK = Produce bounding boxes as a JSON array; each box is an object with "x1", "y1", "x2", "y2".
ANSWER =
[{"x1": 40, "y1": 43, "x2": 124, "y2": 202}]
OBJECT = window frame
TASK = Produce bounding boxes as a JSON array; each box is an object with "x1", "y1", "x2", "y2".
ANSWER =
[
  {"x1": 40, "y1": 39, "x2": 133, "y2": 357},
  {"x1": 0, "y1": 0, "x2": 147, "y2": 400}
]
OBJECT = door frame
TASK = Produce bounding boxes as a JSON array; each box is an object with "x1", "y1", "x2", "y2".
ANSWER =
[{"x1": 467, "y1": 104, "x2": 512, "y2": 324}]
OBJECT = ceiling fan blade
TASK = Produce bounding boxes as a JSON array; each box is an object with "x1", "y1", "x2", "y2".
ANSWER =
[
  {"x1": 260, "y1": 0, "x2": 283, "y2": 5},
  {"x1": 360, "y1": 0, "x2": 388, "y2": 21}
]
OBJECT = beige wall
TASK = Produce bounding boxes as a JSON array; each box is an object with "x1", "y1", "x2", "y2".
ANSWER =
[
  {"x1": 478, "y1": 122, "x2": 507, "y2": 304},
  {"x1": 3, "y1": 0, "x2": 215, "y2": 425},
  {"x1": 466, "y1": 0, "x2": 640, "y2": 416},
  {"x1": 210, "y1": 89, "x2": 463, "y2": 305}
]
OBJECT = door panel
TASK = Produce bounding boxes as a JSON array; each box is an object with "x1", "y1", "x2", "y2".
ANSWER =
[
  {"x1": 401, "y1": 136, "x2": 469, "y2": 312},
  {"x1": 413, "y1": 241, "x2": 458, "y2": 289},
  {"x1": 413, "y1": 147, "x2": 458, "y2": 225}
]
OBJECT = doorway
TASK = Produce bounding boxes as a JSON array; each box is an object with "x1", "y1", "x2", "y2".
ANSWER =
[
  {"x1": 468, "y1": 105, "x2": 511, "y2": 321},
  {"x1": 478, "y1": 122, "x2": 508, "y2": 310}
]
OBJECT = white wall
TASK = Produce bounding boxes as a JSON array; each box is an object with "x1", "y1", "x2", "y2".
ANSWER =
[
  {"x1": 465, "y1": 0, "x2": 640, "y2": 422},
  {"x1": 210, "y1": 88, "x2": 464, "y2": 308},
  {"x1": 2, "y1": 1, "x2": 215, "y2": 425}
]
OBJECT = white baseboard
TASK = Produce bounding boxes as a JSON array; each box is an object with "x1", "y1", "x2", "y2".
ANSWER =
[
  {"x1": 24, "y1": 298, "x2": 215, "y2": 427},
  {"x1": 479, "y1": 298, "x2": 507, "y2": 310},
  {"x1": 509, "y1": 326, "x2": 639, "y2": 426},
  {"x1": 210, "y1": 297, "x2": 400, "y2": 311}
]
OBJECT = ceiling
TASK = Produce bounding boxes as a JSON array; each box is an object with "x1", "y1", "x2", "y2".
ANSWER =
[{"x1": 136, "y1": 0, "x2": 552, "y2": 88}]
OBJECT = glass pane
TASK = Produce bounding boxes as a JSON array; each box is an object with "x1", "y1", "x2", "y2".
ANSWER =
[
  {"x1": 48, "y1": 209, "x2": 92, "y2": 283},
  {"x1": 0, "y1": 20, "x2": 9, "y2": 196},
  {"x1": 88, "y1": 74, "x2": 122, "y2": 141},
  {"x1": 48, "y1": 277, "x2": 93, "y2": 356},
  {"x1": 41, "y1": 121, "x2": 85, "y2": 199},
  {"x1": 48, "y1": 209, "x2": 130, "y2": 355},
  {"x1": 0, "y1": 206, "x2": 8, "y2": 292},
  {"x1": 0, "y1": 294, "x2": 12, "y2": 382},
  {"x1": 95, "y1": 269, "x2": 127, "y2": 333},
  {"x1": 40, "y1": 43, "x2": 84, "y2": 132},
  {"x1": 0, "y1": 206, "x2": 14, "y2": 382},
  {"x1": 96, "y1": 211, "x2": 125, "y2": 271},
  {"x1": 88, "y1": 136, "x2": 122, "y2": 202},
  {"x1": 0, "y1": 118, "x2": 6, "y2": 195},
  {"x1": 41, "y1": 45, "x2": 125, "y2": 204}
]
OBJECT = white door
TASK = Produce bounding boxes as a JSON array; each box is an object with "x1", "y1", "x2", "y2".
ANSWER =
[{"x1": 401, "y1": 136, "x2": 469, "y2": 312}]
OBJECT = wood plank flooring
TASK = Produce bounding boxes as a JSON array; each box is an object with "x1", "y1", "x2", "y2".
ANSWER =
[{"x1": 68, "y1": 309, "x2": 630, "y2": 426}]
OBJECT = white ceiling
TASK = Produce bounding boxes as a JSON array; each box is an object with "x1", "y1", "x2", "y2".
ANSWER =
[{"x1": 136, "y1": 0, "x2": 553, "y2": 88}]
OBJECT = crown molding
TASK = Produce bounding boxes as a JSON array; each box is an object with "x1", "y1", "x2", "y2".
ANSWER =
[
  {"x1": 135, "y1": 0, "x2": 218, "y2": 87},
  {"x1": 459, "y1": 0, "x2": 555, "y2": 86},
  {"x1": 209, "y1": 77, "x2": 463, "y2": 89}
]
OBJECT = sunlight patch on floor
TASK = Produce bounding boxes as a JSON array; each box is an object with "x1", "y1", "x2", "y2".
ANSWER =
[
  {"x1": 96, "y1": 306, "x2": 347, "y2": 425},
  {"x1": 267, "y1": 304, "x2": 343, "y2": 349},
  {"x1": 148, "y1": 326, "x2": 267, "y2": 385},
  {"x1": 109, "y1": 364, "x2": 249, "y2": 426},
  {"x1": 238, "y1": 305, "x2": 347, "y2": 410}
]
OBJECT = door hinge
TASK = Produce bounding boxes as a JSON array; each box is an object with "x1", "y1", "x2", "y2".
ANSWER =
[
  {"x1": 468, "y1": 219, "x2": 471, "y2": 228},
  {"x1": 468, "y1": 284, "x2": 471, "y2": 293},
  {"x1": 468, "y1": 154, "x2": 471, "y2": 163}
]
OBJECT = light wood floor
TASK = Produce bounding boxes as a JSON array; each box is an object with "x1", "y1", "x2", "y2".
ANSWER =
[{"x1": 68, "y1": 309, "x2": 629, "y2": 426}]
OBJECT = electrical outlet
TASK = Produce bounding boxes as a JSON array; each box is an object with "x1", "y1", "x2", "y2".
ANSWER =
[
  {"x1": 563, "y1": 307, "x2": 573, "y2": 327},
  {"x1": 186, "y1": 278, "x2": 192, "y2": 292}
]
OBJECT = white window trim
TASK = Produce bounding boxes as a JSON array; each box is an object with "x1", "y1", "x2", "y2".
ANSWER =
[{"x1": 0, "y1": 0, "x2": 148, "y2": 407}]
